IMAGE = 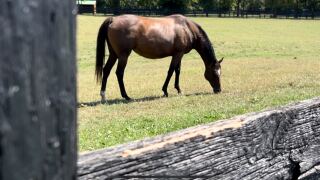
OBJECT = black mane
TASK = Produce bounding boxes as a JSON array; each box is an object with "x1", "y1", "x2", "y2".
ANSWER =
[{"x1": 194, "y1": 23, "x2": 218, "y2": 64}]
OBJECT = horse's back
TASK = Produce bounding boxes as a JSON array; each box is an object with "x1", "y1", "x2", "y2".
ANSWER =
[{"x1": 107, "y1": 14, "x2": 195, "y2": 59}]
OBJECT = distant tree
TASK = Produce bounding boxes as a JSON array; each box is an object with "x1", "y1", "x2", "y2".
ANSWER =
[
  {"x1": 316, "y1": 0, "x2": 320, "y2": 11},
  {"x1": 199, "y1": 0, "x2": 218, "y2": 16},
  {"x1": 264, "y1": 0, "x2": 298, "y2": 17},
  {"x1": 137, "y1": 0, "x2": 160, "y2": 9},
  {"x1": 234, "y1": 0, "x2": 241, "y2": 16},
  {"x1": 189, "y1": 0, "x2": 202, "y2": 11},
  {"x1": 199, "y1": 0, "x2": 216, "y2": 11},
  {"x1": 264, "y1": 0, "x2": 279, "y2": 17},
  {"x1": 295, "y1": 0, "x2": 319, "y2": 17},
  {"x1": 246, "y1": 0, "x2": 263, "y2": 11},
  {"x1": 219, "y1": 0, "x2": 234, "y2": 12},
  {"x1": 159, "y1": 0, "x2": 192, "y2": 15},
  {"x1": 280, "y1": 0, "x2": 295, "y2": 11},
  {"x1": 107, "y1": 0, "x2": 120, "y2": 14},
  {"x1": 301, "y1": 0, "x2": 319, "y2": 18},
  {"x1": 84, "y1": 0, "x2": 320, "y2": 17},
  {"x1": 239, "y1": 0, "x2": 249, "y2": 15},
  {"x1": 293, "y1": 0, "x2": 303, "y2": 18},
  {"x1": 120, "y1": 0, "x2": 139, "y2": 8},
  {"x1": 96, "y1": 0, "x2": 107, "y2": 8}
]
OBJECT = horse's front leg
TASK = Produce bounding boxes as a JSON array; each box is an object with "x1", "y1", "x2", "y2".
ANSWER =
[
  {"x1": 162, "y1": 53, "x2": 183, "y2": 97},
  {"x1": 116, "y1": 56, "x2": 131, "y2": 101},
  {"x1": 174, "y1": 61, "x2": 182, "y2": 94}
]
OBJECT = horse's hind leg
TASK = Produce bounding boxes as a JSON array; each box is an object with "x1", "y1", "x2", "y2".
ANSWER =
[
  {"x1": 174, "y1": 62, "x2": 182, "y2": 94},
  {"x1": 100, "y1": 53, "x2": 117, "y2": 102},
  {"x1": 162, "y1": 53, "x2": 183, "y2": 97},
  {"x1": 116, "y1": 56, "x2": 131, "y2": 101}
]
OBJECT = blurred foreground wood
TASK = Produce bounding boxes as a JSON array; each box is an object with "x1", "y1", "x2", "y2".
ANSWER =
[
  {"x1": 0, "y1": 1, "x2": 77, "y2": 179},
  {"x1": 78, "y1": 98, "x2": 320, "y2": 180}
]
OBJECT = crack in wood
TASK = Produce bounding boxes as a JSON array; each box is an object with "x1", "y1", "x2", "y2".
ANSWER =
[{"x1": 289, "y1": 152, "x2": 301, "y2": 180}]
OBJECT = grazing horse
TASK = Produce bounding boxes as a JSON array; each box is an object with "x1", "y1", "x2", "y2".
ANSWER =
[{"x1": 96, "y1": 14, "x2": 223, "y2": 102}]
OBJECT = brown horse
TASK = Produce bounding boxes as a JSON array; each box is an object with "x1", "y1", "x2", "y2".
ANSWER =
[{"x1": 96, "y1": 14, "x2": 223, "y2": 102}]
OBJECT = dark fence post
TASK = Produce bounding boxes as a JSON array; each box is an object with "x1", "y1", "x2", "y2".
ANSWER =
[{"x1": 0, "y1": 0, "x2": 77, "y2": 180}]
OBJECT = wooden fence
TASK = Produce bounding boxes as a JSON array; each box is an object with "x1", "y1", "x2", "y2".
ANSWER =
[{"x1": 78, "y1": 98, "x2": 320, "y2": 179}]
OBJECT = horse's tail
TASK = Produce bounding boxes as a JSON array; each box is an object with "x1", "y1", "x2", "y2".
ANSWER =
[{"x1": 95, "y1": 17, "x2": 113, "y2": 83}]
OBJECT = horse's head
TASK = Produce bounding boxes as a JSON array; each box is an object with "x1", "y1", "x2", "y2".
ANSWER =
[{"x1": 204, "y1": 58, "x2": 224, "y2": 94}]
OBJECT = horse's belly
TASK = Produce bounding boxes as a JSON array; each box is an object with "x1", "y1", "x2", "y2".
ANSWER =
[{"x1": 133, "y1": 41, "x2": 174, "y2": 59}]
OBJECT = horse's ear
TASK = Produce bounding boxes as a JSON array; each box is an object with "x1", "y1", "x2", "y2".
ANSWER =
[{"x1": 218, "y1": 57, "x2": 224, "y2": 64}]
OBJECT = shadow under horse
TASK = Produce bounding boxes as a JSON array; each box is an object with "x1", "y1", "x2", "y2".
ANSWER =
[
  {"x1": 78, "y1": 92, "x2": 214, "y2": 108},
  {"x1": 95, "y1": 14, "x2": 223, "y2": 102}
]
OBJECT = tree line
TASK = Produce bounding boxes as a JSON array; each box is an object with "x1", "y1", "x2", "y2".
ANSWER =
[{"x1": 95, "y1": 0, "x2": 320, "y2": 18}]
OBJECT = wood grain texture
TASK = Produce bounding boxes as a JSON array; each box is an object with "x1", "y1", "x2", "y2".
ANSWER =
[
  {"x1": 78, "y1": 98, "x2": 320, "y2": 180},
  {"x1": 0, "y1": 0, "x2": 77, "y2": 179}
]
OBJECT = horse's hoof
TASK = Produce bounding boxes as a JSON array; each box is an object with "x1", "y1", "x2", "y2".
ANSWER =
[
  {"x1": 175, "y1": 87, "x2": 182, "y2": 94},
  {"x1": 101, "y1": 99, "x2": 107, "y2": 104},
  {"x1": 124, "y1": 96, "x2": 132, "y2": 101},
  {"x1": 163, "y1": 93, "x2": 168, "y2": 97},
  {"x1": 100, "y1": 91, "x2": 107, "y2": 104}
]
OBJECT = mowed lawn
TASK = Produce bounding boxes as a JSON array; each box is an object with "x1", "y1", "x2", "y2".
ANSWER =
[{"x1": 77, "y1": 15, "x2": 320, "y2": 152}]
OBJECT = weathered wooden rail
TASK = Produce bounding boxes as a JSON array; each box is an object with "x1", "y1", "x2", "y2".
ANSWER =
[{"x1": 78, "y1": 98, "x2": 320, "y2": 180}]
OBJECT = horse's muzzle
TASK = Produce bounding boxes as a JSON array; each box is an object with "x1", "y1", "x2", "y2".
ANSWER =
[{"x1": 213, "y1": 88, "x2": 221, "y2": 94}]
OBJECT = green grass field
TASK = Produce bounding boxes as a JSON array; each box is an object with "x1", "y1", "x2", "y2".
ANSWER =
[{"x1": 77, "y1": 15, "x2": 320, "y2": 152}]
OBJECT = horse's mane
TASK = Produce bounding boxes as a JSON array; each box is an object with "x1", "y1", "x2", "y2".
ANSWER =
[{"x1": 194, "y1": 23, "x2": 217, "y2": 64}]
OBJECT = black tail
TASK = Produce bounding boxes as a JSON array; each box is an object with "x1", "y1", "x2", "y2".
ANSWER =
[{"x1": 95, "y1": 17, "x2": 113, "y2": 83}]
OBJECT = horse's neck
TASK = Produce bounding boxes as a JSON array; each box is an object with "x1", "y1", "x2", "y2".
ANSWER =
[
  {"x1": 185, "y1": 21, "x2": 217, "y2": 66},
  {"x1": 194, "y1": 38, "x2": 217, "y2": 66}
]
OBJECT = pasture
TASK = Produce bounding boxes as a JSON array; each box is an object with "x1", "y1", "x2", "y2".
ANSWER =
[{"x1": 77, "y1": 15, "x2": 320, "y2": 152}]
